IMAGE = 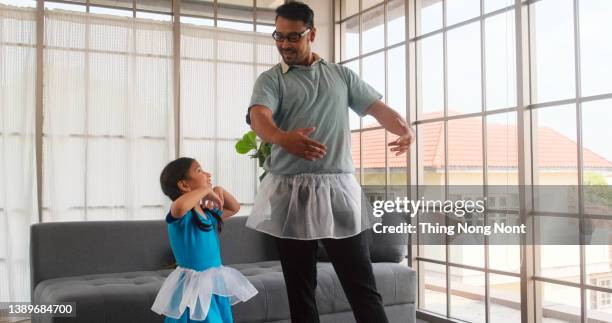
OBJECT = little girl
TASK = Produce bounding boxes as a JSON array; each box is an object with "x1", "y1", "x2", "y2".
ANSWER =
[{"x1": 152, "y1": 157, "x2": 257, "y2": 322}]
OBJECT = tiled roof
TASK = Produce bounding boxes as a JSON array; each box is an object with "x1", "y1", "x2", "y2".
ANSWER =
[{"x1": 351, "y1": 116, "x2": 612, "y2": 170}]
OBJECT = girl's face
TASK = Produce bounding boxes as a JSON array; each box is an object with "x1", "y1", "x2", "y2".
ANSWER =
[{"x1": 183, "y1": 161, "x2": 212, "y2": 191}]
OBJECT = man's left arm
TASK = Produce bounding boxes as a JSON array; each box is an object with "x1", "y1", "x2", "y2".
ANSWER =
[{"x1": 365, "y1": 100, "x2": 416, "y2": 156}]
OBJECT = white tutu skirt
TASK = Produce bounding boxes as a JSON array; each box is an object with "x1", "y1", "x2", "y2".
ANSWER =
[
  {"x1": 246, "y1": 173, "x2": 376, "y2": 239},
  {"x1": 151, "y1": 266, "x2": 258, "y2": 321}
]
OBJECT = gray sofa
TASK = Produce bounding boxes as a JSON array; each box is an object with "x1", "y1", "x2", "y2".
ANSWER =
[{"x1": 31, "y1": 215, "x2": 416, "y2": 323}]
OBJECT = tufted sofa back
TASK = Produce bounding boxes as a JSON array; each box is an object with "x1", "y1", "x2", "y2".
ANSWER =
[{"x1": 30, "y1": 216, "x2": 279, "y2": 292}]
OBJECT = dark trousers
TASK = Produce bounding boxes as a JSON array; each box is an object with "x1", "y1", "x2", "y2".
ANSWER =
[{"x1": 275, "y1": 232, "x2": 389, "y2": 323}]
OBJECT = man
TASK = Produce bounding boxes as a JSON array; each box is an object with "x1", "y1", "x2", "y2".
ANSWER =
[{"x1": 245, "y1": 2, "x2": 414, "y2": 322}]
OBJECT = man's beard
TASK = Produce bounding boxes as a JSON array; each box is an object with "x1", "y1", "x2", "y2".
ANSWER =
[{"x1": 279, "y1": 49, "x2": 299, "y2": 65}]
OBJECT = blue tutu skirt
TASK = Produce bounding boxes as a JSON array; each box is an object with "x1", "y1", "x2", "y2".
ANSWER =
[{"x1": 152, "y1": 266, "x2": 257, "y2": 322}]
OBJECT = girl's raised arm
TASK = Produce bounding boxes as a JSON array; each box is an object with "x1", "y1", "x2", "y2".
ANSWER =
[
  {"x1": 213, "y1": 186, "x2": 240, "y2": 219},
  {"x1": 171, "y1": 187, "x2": 222, "y2": 219}
]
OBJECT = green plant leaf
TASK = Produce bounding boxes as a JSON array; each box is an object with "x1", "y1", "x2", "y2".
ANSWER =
[
  {"x1": 256, "y1": 142, "x2": 272, "y2": 167},
  {"x1": 235, "y1": 140, "x2": 253, "y2": 154},
  {"x1": 235, "y1": 131, "x2": 272, "y2": 182},
  {"x1": 245, "y1": 131, "x2": 257, "y2": 147},
  {"x1": 235, "y1": 131, "x2": 258, "y2": 154},
  {"x1": 261, "y1": 142, "x2": 271, "y2": 156}
]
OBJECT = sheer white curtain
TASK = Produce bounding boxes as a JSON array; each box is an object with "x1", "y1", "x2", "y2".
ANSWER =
[
  {"x1": 0, "y1": 4, "x2": 38, "y2": 302},
  {"x1": 42, "y1": 10, "x2": 175, "y2": 222},
  {"x1": 0, "y1": 5, "x2": 279, "y2": 302},
  {"x1": 180, "y1": 24, "x2": 277, "y2": 215}
]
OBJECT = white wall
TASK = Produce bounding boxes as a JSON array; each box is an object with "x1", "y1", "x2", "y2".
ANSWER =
[{"x1": 301, "y1": 0, "x2": 333, "y2": 61}]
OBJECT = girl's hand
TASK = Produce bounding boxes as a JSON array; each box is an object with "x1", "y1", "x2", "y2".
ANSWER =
[
  {"x1": 171, "y1": 187, "x2": 220, "y2": 219},
  {"x1": 202, "y1": 190, "x2": 223, "y2": 210},
  {"x1": 212, "y1": 186, "x2": 225, "y2": 209}
]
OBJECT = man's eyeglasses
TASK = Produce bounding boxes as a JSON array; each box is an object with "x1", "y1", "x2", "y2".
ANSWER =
[{"x1": 272, "y1": 29, "x2": 311, "y2": 42}]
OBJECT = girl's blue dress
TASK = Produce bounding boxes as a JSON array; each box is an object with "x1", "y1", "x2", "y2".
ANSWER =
[{"x1": 151, "y1": 208, "x2": 257, "y2": 322}]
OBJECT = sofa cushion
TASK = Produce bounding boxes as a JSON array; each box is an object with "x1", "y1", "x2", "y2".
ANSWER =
[
  {"x1": 232, "y1": 261, "x2": 416, "y2": 322},
  {"x1": 29, "y1": 217, "x2": 280, "y2": 294},
  {"x1": 33, "y1": 261, "x2": 416, "y2": 323},
  {"x1": 32, "y1": 270, "x2": 171, "y2": 323},
  {"x1": 316, "y1": 213, "x2": 409, "y2": 263},
  {"x1": 369, "y1": 213, "x2": 410, "y2": 263}
]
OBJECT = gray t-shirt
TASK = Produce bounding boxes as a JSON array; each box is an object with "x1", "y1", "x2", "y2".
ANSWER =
[{"x1": 249, "y1": 58, "x2": 382, "y2": 175}]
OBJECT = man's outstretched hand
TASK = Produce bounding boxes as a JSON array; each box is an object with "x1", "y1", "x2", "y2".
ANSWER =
[
  {"x1": 387, "y1": 119, "x2": 415, "y2": 156},
  {"x1": 363, "y1": 100, "x2": 416, "y2": 157},
  {"x1": 274, "y1": 127, "x2": 327, "y2": 161}
]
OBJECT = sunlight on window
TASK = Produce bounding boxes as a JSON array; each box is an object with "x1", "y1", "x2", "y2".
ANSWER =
[
  {"x1": 586, "y1": 242, "x2": 612, "y2": 298},
  {"x1": 588, "y1": 288, "x2": 612, "y2": 320},
  {"x1": 486, "y1": 113, "x2": 518, "y2": 186},
  {"x1": 421, "y1": 261, "x2": 447, "y2": 316},
  {"x1": 0, "y1": 0, "x2": 34, "y2": 7},
  {"x1": 362, "y1": 52, "x2": 385, "y2": 128},
  {"x1": 181, "y1": 16, "x2": 214, "y2": 27},
  {"x1": 387, "y1": 0, "x2": 405, "y2": 45},
  {"x1": 531, "y1": 0, "x2": 576, "y2": 103},
  {"x1": 540, "y1": 244, "x2": 582, "y2": 284},
  {"x1": 339, "y1": 0, "x2": 359, "y2": 19},
  {"x1": 333, "y1": 0, "x2": 612, "y2": 321},
  {"x1": 485, "y1": 10, "x2": 516, "y2": 110},
  {"x1": 485, "y1": 0, "x2": 514, "y2": 14},
  {"x1": 416, "y1": 121, "x2": 445, "y2": 185},
  {"x1": 579, "y1": 0, "x2": 612, "y2": 96},
  {"x1": 90, "y1": 6, "x2": 133, "y2": 18},
  {"x1": 256, "y1": 24, "x2": 274, "y2": 34},
  {"x1": 533, "y1": 104, "x2": 578, "y2": 187},
  {"x1": 387, "y1": 45, "x2": 406, "y2": 118},
  {"x1": 539, "y1": 282, "x2": 581, "y2": 323},
  {"x1": 90, "y1": 0, "x2": 132, "y2": 10},
  {"x1": 450, "y1": 267, "x2": 486, "y2": 323},
  {"x1": 44, "y1": 2, "x2": 85, "y2": 12},
  {"x1": 218, "y1": 20, "x2": 253, "y2": 32},
  {"x1": 447, "y1": 116, "x2": 483, "y2": 186},
  {"x1": 343, "y1": 60, "x2": 361, "y2": 130},
  {"x1": 417, "y1": 34, "x2": 443, "y2": 119},
  {"x1": 361, "y1": 4, "x2": 384, "y2": 54},
  {"x1": 340, "y1": 15, "x2": 359, "y2": 60},
  {"x1": 362, "y1": 128, "x2": 386, "y2": 185},
  {"x1": 136, "y1": 12, "x2": 171, "y2": 22},
  {"x1": 416, "y1": 0, "x2": 442, "y2": 35},
  {"x1": 447, "y1": 21, "x2": 482, "y2": 116},
  {"x1": 446, "y1": 0, "x2": 479, "y2": 26},
  {"x1": 582, "y1": 99, "x2": 612, "y2": 186},
  {"x1": 490, "y1": 274, "x2": 522, "y2": 323}
]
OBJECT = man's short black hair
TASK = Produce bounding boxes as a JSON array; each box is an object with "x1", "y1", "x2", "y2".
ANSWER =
[{"x1": 275, "y1": 1, "x2": 314, "y2": 28}]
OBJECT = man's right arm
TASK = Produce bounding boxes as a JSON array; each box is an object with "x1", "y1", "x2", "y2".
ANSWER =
[
  {"x1": 249, "y1": 105, "x2": 327, "y2": 161},
  {"x1": 248, "y1": 105, "x2": 285, "y2": 145}
]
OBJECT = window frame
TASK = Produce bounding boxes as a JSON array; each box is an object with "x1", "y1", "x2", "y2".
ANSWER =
[{"x1": 334, "y1": 1, "x2": 612, "y2": 322}]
